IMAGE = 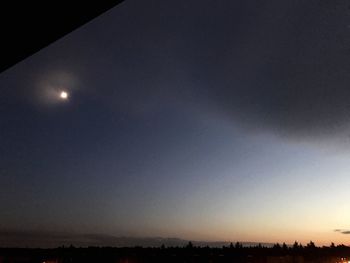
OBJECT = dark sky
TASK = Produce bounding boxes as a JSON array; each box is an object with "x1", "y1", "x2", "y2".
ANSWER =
[{"x1": 1, "y1": 0, "x2": 350, "y2": 246}]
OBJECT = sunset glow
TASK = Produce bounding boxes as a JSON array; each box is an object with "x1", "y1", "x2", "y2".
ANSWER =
[{"x1": 1, "y1": 0, "x2": 350, "y2": 249}]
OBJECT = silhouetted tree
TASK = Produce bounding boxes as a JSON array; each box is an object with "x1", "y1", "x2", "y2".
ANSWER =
[
  {"x1": 186, "y1": 241, "x2": 194, "y2": 249},
  {"x1": 293, "y1": 241, "x2": 299, "y2": 250},
  {"x1": 282, "y1": 242, "x2": 288, "y2": 251},
  {"x1": 273, "y1": 243, "x2": 281, "y2": 249},
  {"x1": 235, "y1": 242, "x2": 243, "y2": 249},
  {"x1": 306, "y1": 241, "x2": 316, "y2": 249},
  {"x1": 2, "y1": 244, "x2": 350, "y2": 262}
]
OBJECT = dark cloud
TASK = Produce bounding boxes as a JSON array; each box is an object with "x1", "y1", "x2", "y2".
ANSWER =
[
  {"x1": 74, "y1": 0, "x2": 350, "y2": 139},
  {"x1": 0, "y1": 230, "x2": 192, "y2": 248},
  {"x1": 0, "y1": 230, "x2": 275, "y2": 248},
  {"x1": 334, "y1": 229, "x2": 350, "y2": 234},
  {"x1": 192, "y1": 0, "x2": 350, "y2": 139},
  {"x1": 0, "y1": 230, "x2": 131, "y2": 248},
  {"x1": 3, "y1": 0, "x2": 350, "y2": 139}
]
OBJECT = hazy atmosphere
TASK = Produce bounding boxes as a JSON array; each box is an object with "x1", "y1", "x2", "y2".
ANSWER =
[{"x1": 1, "y1": 0, "x2": 350, "y2": 247}]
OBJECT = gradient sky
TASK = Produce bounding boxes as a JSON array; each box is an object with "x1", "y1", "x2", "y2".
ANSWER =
[{"x1": 1, "y1": 0, "x2": 350, "y2": 246}]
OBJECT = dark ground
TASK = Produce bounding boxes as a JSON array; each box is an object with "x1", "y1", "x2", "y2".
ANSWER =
[{"x1": 0, "y1": 242, "x2": 349, "y2": 263}]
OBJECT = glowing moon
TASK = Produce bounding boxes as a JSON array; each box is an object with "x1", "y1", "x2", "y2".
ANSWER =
[{"x1": 60, "y1": 91, "x2": 68, "y2": 100}]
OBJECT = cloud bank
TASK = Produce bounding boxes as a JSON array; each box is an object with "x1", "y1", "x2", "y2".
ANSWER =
[{"x1": 3, "y1": 0, "x2": 350, "y2": 141}]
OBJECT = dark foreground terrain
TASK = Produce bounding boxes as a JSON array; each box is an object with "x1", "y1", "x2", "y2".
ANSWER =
[{"x1": 1, "y1": 242, "x2": 349, "y2": 263}]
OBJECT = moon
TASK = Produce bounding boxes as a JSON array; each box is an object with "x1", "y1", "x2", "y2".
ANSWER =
[{"x1": 60, "y1": 91, "x2": 68, "y2": 100}]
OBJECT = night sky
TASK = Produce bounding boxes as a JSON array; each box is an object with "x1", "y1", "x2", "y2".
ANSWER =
[{"x1": 1, "y1": 0, "x2": 350, "y2": 246}]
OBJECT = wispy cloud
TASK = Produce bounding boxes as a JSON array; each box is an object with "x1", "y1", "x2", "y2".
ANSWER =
[{"x1": 334, "y1": 229, "x2": 350, "y2": 234}]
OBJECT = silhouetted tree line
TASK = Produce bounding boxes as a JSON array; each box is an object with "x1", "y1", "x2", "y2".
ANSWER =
[{"x1": 1, "y1": 241, "x2": 350, "y2": 263}]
